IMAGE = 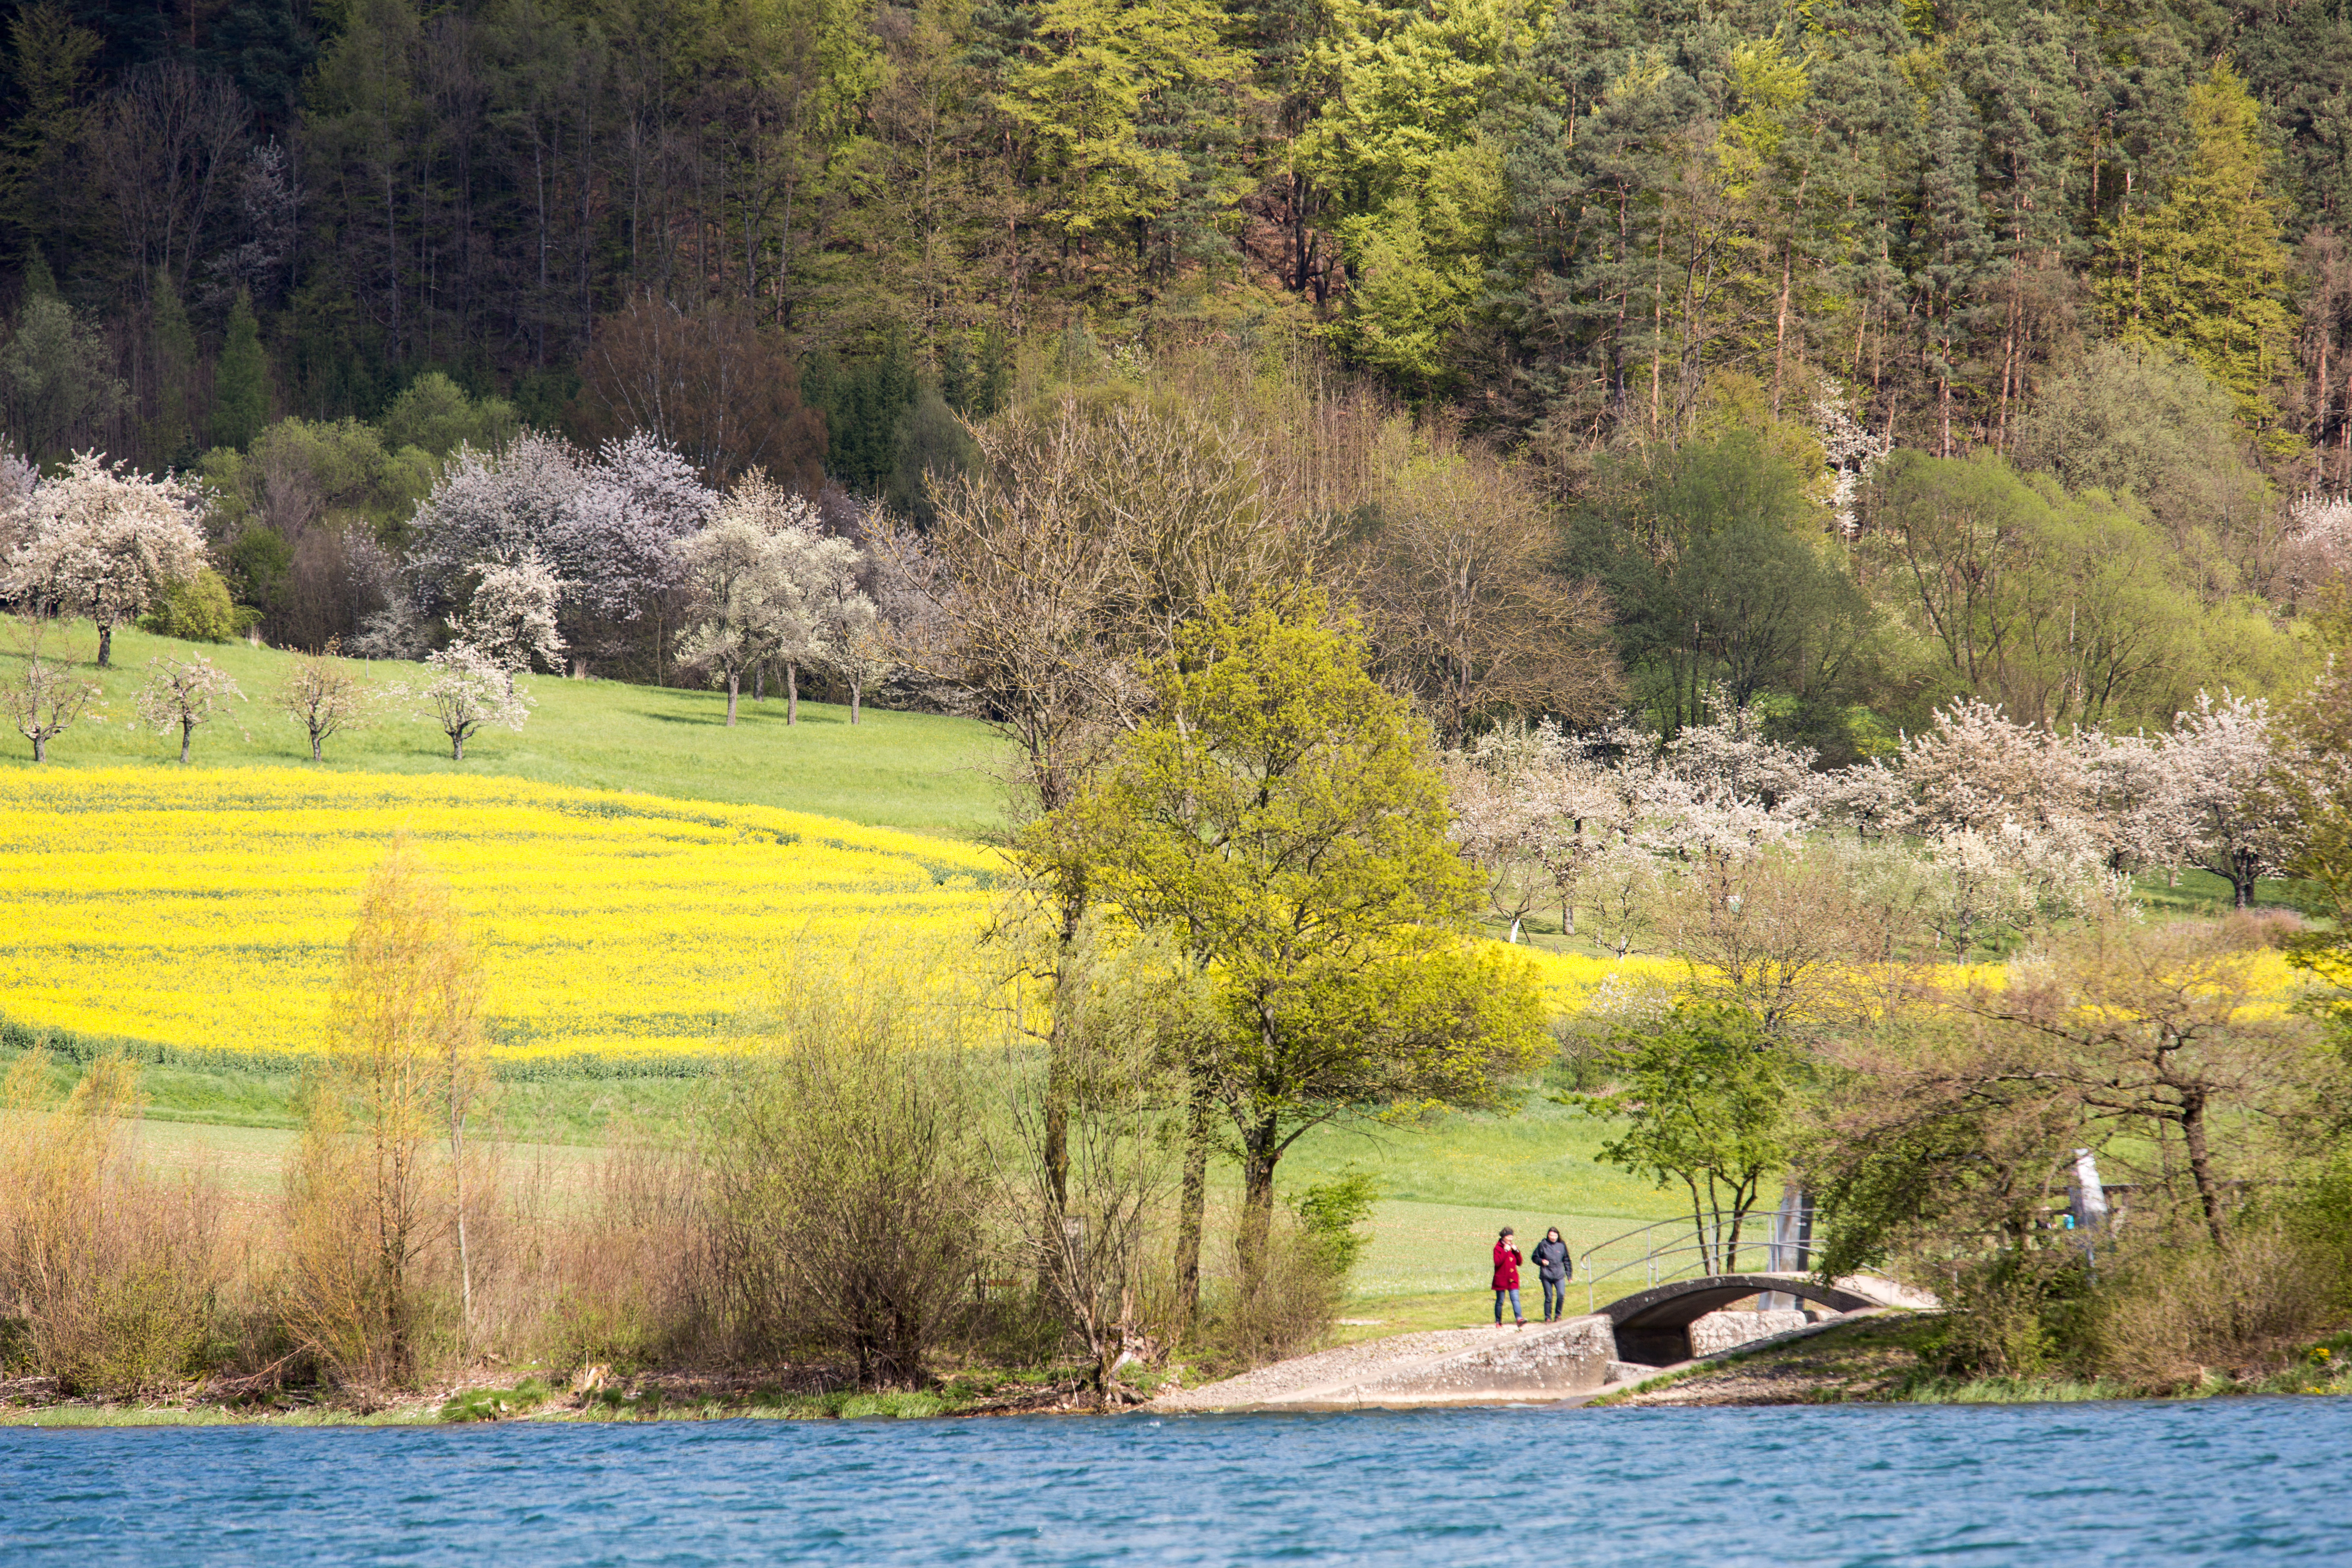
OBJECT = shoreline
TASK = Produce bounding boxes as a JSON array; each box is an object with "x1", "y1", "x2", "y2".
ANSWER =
[{"x1": 12, "y1": 1318, "x2": 2349, "y2": 1427}]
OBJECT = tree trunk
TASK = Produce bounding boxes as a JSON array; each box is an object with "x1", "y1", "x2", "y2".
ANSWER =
[
  {"x1": 310, "y1": 728, "x2": 323, "y2": 762},
  {"x1": 2180, "y1": 1091, "x2": 2228, "y2": 1249},
  {"x1": 851, "y1": 679, "x2": 862, "y2": 725},
  {"x1": 1237, "y1": 1111, "x2": 1281, "y2": 1293},
  {"x1": 452, "y1": 728, "x2": 466, "y2": 761},
  {"x1": 96, "y1": 622, "x2": 112, "y2": 668},
  {"x1": 755, "y1": 662, "x2": 764, "y2": 702},
  {"x1": 786, "y1": 661, "x2": 799, "y2": 724},
  {"x1": 452, "y1": 1106, "x2": 472, "y2": 1358},
  {"x1": 726, "y1": 669, "x2": 739, "y2": 726},
  {"x1": 179, "y1": 719, "x2": 192, "y2": 763},
  {"x1": 1174, "y1": 1077, "x2": 1212, "y2": 1328},
  {"x1": 31, "y1": 733, "x2": 45, "y2": 762}
]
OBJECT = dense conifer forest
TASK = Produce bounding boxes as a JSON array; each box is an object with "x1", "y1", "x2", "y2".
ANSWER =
[{"x1": 6, "y1": 0, "x2": 2351, "y2": 755}]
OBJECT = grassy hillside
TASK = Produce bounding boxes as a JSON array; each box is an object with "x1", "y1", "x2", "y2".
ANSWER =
[{"x1": 0, "y1": 624, "x2": 1012, "y2": 839}]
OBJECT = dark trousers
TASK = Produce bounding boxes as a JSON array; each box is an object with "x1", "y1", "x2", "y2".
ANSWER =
[{"x1": 1541, "y1": 1276, "x2": 1568, "y2": 1319}]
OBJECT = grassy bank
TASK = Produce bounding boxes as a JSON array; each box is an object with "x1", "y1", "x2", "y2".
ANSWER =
[{"x1": 1599, "y1": 1316, "x2": 2352, "y2": 1408}]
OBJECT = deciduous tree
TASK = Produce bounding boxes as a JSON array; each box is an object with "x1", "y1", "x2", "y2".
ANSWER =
[
  {"x1": 3, "y1": 454, "x2": 208, "y2": 666},
  {"x1": 1046, "y1": 598, "x2": 1548, "y2": 1303},
  {"x1": 275, "y1": 641, "x2": 372, "y2": 761},
  {"x1": 133, "y1": 651, "x2": 243, "y2": 763},
  {"x1": 1570, "y1": 998, "x2": 1791, "y2": 1270},
  {"x1": 1, "y1": 614, "x2": 100, "y2": 760},
  {"x1": 408, "y1": 645, "x2": 529, "y2": 760}
]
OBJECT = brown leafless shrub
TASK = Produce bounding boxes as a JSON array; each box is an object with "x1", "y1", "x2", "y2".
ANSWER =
[
  {"x1": 2089, "y1": 1221, "x2": 2345, "y2": 1386},
  {"x1": 1192, "y1": 1213, "x2": 1345, "y2": 1374},
  {"x1": 0, "y1": 1051, "x2": 232, "y2": 1398},
  {"x1": 520, "y1": 1134, "x2": 720, "y2": 1374}
]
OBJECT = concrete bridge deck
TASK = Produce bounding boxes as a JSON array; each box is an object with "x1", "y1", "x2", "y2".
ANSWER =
[{"x1": 1151, "y1": 1274, "x2": 1931, "y2": 1412}]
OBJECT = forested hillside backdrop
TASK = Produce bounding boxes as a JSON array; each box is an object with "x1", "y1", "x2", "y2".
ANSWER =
[{"x1": 3, "y1": 0, "x2": 2349, "y2": 755}]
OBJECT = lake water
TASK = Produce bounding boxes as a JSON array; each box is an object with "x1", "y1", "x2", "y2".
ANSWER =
[{"x1": 5, "y1": 1399, "x2": 2348, "y2": 1565}]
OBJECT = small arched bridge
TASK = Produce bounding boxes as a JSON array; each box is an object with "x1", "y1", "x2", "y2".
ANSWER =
[{"x1": 1600, "y1": 1273, "x2": 1903, "y2": 1367}]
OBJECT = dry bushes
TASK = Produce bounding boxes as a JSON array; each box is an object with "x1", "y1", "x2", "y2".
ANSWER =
[
  {"x1": 522, "y1": 1136, "x2": 717, "y2": 1373},
  {"x1": 2088, "y1": 1221, "x2": 2348, "y2": 1386},
  {"x1": 0, "y1": 1051, "x2": 234, "y2": 1397},
  {"x1": 706, "y1": 958, "x2": 998, "y2": 1388}
]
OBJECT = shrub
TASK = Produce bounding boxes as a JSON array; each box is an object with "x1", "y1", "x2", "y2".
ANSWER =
[
  {"x1": 0, "y1": 1051, "x2": 229, "y2": 1398},
  {"x1": 706, "y1": 951, "x2": 998, "y2": 1387},
  {"x1": 529, "y1": 1134, "x2": 717, "y2": 1373},
  {"x1": 139, "y1": 567, "x2": 238, "y2": 642},
  {"x1": 2088, "y1": 1220, "x2": 2344, "y2": 1386},
  {"x1": 1194, "y1": 1211, "x2": 1348, "y2": 1373}
]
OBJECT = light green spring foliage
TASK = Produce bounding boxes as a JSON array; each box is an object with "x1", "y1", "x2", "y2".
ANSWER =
[
  {"x1": 1047, "y1": 595, "x2": 1550, "y2": 1196},
  {"x1": 999, "y1": 0, "x2": 1248, "y2": 257},
  {"x1": 1568, "y1": 998, "x2": 1789, "y2": 1255},
  {"x1": 1867, "y1": 450, "x2": 2300, "y2": 730},
  {"x1": 1298, "y1": 0, "x2": 1535, "y2": 389},
  {"x1": 2098, "y1": 63, "x2": 2295, "y2": 434}
]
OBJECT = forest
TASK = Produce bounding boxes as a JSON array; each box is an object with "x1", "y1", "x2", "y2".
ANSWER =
[{"x1": 4, "y1": 0, "x2": 2352, "y2": 757}]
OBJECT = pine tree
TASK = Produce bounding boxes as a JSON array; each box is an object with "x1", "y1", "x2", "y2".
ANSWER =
[
  {"x1": 20, "y1": 244, "x2": 57, "y2": 301},
  {"x1": 149, "y1": 268, "x2": 197, "y2": 464},
  {"x1": 2098, "y1": 62, "x2": 2294, "y2": 432},
  {"x1": 212, "y1": 288, "x2": 270, "y2": 451}
]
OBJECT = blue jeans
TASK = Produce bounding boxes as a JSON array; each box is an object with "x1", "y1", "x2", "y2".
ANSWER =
[
  {"x1": 1541, "y1": 1276, "x2": 1568, "y2": 1319},
  {"x1": 1494, "y1": 1287, "x2": 1521, "y2": 1323}
]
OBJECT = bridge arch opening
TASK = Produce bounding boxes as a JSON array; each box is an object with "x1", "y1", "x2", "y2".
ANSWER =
[{"x1": 1599, "y1": 1275, "x2": 1880, "y2": 1366}]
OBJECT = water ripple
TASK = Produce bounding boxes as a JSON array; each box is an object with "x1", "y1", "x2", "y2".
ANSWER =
[{"x1": 1, "y1": 1399, "x2": 2347, "y2": 1566}]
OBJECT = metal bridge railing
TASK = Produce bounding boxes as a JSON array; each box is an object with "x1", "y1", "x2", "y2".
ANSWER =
[{"x1": 1577, "y1": 1209, "x2": 1816, "y2": 1316}]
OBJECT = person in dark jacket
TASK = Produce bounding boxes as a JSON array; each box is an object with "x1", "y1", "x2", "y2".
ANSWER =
[
  {"x1": 1492, "y1": 1227, "x2": 1524, "y2": 1328},
  {"x1": 1531, "y1": 1227, "x2": 1572, "y2": 1322}
]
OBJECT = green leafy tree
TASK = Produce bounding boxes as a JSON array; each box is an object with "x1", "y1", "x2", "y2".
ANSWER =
[
  {"x1": 1570, "y1": 998, "x2": 1789, "y2": 1272},
  {"x1": 213, "y1": 290, "x2": 270, "y2": 452},
  {"x1": 1043, "y1": 596, "x2": 1549, "y2": 1300},
  {"x1": 1298, "y1": 0, "x2": 1535, "y2": 390},
  {"x1": 998, "y1": 0, "x2": 1248, "y2": 286},
  {"x1": 1570, "y1": 430, "x2": 1868, "y2": 737},
  {"x1": 2097, "y1": 63, "x2": 2294, "y2": 432}
]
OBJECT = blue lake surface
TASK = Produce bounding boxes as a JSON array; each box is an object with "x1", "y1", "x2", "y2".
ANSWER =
[{"x1": 5, "y1": 1399, "x2": 2348, "y2": 1566}]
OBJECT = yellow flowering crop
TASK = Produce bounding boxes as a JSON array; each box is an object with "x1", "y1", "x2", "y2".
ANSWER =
[{"x1": 0, "y1": 768, "x2": 1002, "y2": 1062}]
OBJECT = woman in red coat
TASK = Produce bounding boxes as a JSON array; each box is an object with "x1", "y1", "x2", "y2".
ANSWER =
[{"x1": 1492, "y1": 1227, "x2": 1525, "y2": 1327}]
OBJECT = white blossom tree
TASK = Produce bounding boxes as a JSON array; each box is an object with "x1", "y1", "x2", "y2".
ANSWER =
[
  {"x1": 806, "y1": 528, "x2": 882, "y2": 724},
  {"x1": 769, "y1": 521, "x2": 855, "y2": 726},
  {"x1": 2161, "y1": 690, "x2": 2302, "y2": 906},
  {"x1": 134, "y1": 652, "x2": 244, "y2": 762},
  {"x1": 403, "y1": 430, "x2": 716, "y2": 673},
  {"x1": 410, "y1": 645, "x2": 530, "y2": 760},
  {"x1": 404, "y1": 432, "x2": 586, "y2": 614},
  {"x1": 0, "y1": 448, "x2": 38, "y2": 561},
  {"x1": 275, "y1": 641, "x2": 372, "y2": 761},
  {"x1": 2075, "y1": 728, "x2": 2198, "y2": 878},
  {"x1": 1882, "y1": 697, "x2": 2091, "y2": 839},
  {"x1": 3, "y1": 454, "x2": 209, "y2": 665},
  {"x1": 2, "y1": 616, "x2": 102, "y2": 760},
  {"x1": 562, "y1": 432, "x2": 719, "y2": 615},
  {"x1": 449, "y1": 553, "x2": 564, "y2": 686},
  {"x1": 674, "y1": 516, "x2": 804, "y2": 726}
]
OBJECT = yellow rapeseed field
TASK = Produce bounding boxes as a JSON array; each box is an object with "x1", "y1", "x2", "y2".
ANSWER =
[{"x1": 0, "y1": 768, "x2": 1003, "y2": 1061}]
